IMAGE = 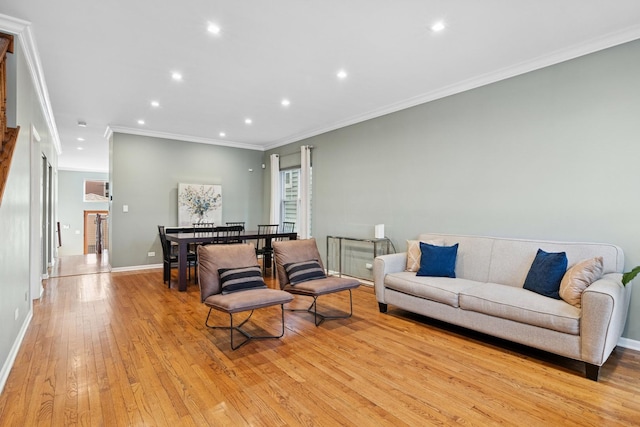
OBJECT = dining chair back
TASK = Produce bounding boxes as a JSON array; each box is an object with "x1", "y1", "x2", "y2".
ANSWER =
[
  {"x1": 212, "y1": 225, "x2": 243, "y2": 244},
  {"x1": 226, "y1": 222, "x2": 245, "y2": 230},
  {"x1": 193, "y1": 222, "x2": 215, "y2": 234},
  {"x1": 256, "y1": 224, "x2": 279, "y2": 275},
  {"x1": 158, "y1": 225, "x2": 196, "y2": 286},
  {"x1": 281, "y1": 221, "x2": 295, "y2": 233}
]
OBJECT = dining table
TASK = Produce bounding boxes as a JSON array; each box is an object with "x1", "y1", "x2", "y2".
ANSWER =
[{"x1": 165, "y1": 229, "x2": 297, "y2": 291}]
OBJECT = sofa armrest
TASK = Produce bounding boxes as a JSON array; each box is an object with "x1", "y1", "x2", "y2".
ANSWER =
[
  {"x1": 373, "y1": 252, "x2": 407, "y2": 303},
  {"x1": 581, "y1": 273, "x2": 632, "y2": 365}
]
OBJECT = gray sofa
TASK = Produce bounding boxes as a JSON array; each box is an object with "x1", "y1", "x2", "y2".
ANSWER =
[{"x1": 373, "y1": 233, "x2": 632, "y2": 380}]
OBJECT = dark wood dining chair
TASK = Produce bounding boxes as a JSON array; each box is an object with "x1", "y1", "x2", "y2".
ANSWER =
[
  {"x1": 211, "y1": 225, "x2": 243, "y2": 244},
  {"x1": 226, "y1": 221, "x2": 245, "y2": 230},
  {"x1": 281, "y1": 221, "x2": 295, "y2": 233},
  {"x1": 225, "y1": 222, "x2": 245, "y2": 244},
  {"x1": 158, "y1": 225, "x2": 197, "y2": 286},
  {"x1": 256, "y1": 224, "x2": 279, "y2": 275}
]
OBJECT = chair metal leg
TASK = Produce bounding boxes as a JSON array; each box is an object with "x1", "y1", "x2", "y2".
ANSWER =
[
  {"x1": 204, "y1": 305, "x2": 287, "y2": 350},
  {"x1": 287, "y1": 289, "x2": 354, "y2": 326}
]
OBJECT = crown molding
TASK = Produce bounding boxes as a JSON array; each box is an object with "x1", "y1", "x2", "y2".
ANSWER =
[
  {"x1": 265, "y1": 24, "x2": 640, "y2": 151},
  {"x1": 0, "y1": 13, "x2": 62, "y2": 155},
  {"x1": 107, "y1": 125, "x2": 265, "y2": 152}
]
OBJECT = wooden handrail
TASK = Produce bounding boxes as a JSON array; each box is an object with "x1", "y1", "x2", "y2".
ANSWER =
[{"x1": 0, "y1": 32, "x2": 19, "y2": 207}]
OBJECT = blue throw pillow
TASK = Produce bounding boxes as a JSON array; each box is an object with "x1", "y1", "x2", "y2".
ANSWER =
[
  {"x1": 416, "y1": 242, "x2": 458, "y2": 278},
  {"x1": 523, "y1": 249, "x2": 568, "y2": 299}
]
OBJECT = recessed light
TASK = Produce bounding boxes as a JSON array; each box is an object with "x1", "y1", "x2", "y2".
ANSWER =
[
  {"x1": 150, "y1": 101, "x2": 160, "y2": 107},
  {"x1": 337, "y1": 69, "x2": 348, "y2": 80},
  {"x1": 77, "y1": 147, "x2": 84, "y2": 150},
  {"x1": 431, "y1": 21, "x2": 446, "y2": 32},
  {"x1": 137, "y1": 119, "x2": 145, "y2": 125},
  {"x1": 219, "y1": 132, "x2": 226, "y2": 137},
  {"x1": 77, "y1": 137, "x2": 85, "y2": 141},
  {"x1": 207, "y1": 23, "x2": 221, "y2": 35},
  {"x1": 245, "y1": 118, "x2": 252, "y2": 125},
  {"x1": 281, "y1": 99, "x2": 291, "y2": 107},
  {"x1": 171, "y1": 72, "x2": 183, "y2": 81},
  {"x1": 77, "y1": 120, "x2": 87, "y2": 127}
]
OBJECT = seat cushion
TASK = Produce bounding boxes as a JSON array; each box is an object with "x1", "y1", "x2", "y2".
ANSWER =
[
  {"x1": 204, "y1": 288, "x2": 293, "y2": 314},
  {"x1": 459, "y1": 282, "x2": 580, "y2": 335},
  {"x1": 384, "y1": 272, "x2": 482, "y2": 308},
  {"x1": 284, "y1": 276, "x2": 359, "y2": 296}
]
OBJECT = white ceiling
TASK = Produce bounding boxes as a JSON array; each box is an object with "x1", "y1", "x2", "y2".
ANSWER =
[{"x1": 3, "y1": 1, "x2": 640, "y2": 173}]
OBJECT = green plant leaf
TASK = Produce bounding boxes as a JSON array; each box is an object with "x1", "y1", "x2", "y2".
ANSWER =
[{"x1": 622, "y1": 266, "x2": 640, "y2": 286}]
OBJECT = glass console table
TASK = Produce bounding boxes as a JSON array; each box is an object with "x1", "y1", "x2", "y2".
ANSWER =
[{"x1": 326, "y1": 235, "x2": 393, "y2": 279}]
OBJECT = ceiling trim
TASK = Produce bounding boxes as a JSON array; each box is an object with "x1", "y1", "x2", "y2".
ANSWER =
[
  {"x1": 107, "y1": 126, "x2": 265, "y2": 151},
  {"x1": 265, "y1": 23, "x2": 640, "y2": 151},
  {"x1": 0, "y1": 13, "x2": 62, "y2": 155}
]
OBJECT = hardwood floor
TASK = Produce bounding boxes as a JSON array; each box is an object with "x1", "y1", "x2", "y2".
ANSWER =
[
  {"x1": 1, "y1": 266, "x2": 639, "y2": 426},
  {"x1": 49, "y1": 252, "x2": 111, "y2": 277}
]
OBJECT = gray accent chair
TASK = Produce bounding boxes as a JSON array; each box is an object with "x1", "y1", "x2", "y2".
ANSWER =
[
  {"x1": 197, "y1": 243, "x2": 293, "y2": 350},
  {"x1": 273, "y1": 238, "x2": 360, "y2": 326}
]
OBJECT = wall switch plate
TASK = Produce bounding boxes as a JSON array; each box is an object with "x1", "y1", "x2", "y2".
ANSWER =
[
  {"x1": 123, "y1": 204, "x2": 129, "y2": 213},
  {"x1": 14, "y1": 308, "x2": 19, "y2": 321},
  {"x1": 148, "y1": 252, "x2": 155, "y2": 257}
]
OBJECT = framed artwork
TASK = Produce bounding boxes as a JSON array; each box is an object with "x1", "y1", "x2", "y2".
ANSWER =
[{"x1": 178, "y1": 183, "x2": 222, "y2": 226}]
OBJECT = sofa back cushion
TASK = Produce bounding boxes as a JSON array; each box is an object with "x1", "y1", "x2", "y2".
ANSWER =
[
  {"x1": 418, "y1": 233, "x2": 494, "y2": 283},
  {"x1": 418, "y1": 233, "x2": 624, "y2": 288}
]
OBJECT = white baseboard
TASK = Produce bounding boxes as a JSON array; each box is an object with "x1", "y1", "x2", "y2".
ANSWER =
[
  {"x1": 0, "y1": 308, "x2": 33, "y2": 394},
  {"x1": 110, "y1": 263, "x2": 162, "y2": 273},
  {"x1": 618, "y1": 336, "x2": 640, "y2": 351}
]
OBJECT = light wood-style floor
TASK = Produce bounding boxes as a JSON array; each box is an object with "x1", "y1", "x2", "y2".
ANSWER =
[
  {"x1": 1, "y1": 262, "x2": 639, "y2": 426},
  {"x1": 48, "y1": 252, "x2": 111, "y2": 278}
]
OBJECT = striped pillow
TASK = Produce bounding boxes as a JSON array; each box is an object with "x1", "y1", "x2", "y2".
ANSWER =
[
  {"x1": 284, "y1": 259, "x2": 326, "y2": 285},
  {"x1": 218, "y1": 265, "x2": 267, "y2": 294}
]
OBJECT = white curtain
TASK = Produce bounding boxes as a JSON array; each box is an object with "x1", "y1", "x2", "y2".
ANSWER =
[
  {"x1": 269, "y1": 154, "x2": 280, "y2": 225},
  {"x1": 299, "y1": 145, "x2": 311, "y2": 239}
]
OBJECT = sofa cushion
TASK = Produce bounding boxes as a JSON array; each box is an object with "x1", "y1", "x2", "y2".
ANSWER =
[
  {"x1": 559, "y1": 257, "x2": 603, "y2": 308},
  {"x1": 406, "y1": 239, "x2": 444, "y2": 272},
  {"x1": 417, "y1": 242, "x2": 459, "y2": 278},
  {"x1": 385, "y1": 272, "x2": 482, "y2": 308},
  {"x1": 459, "y1": 282, "x2": 580, "y2": 335},
  {"x1": 523, "y1": 249, "x2": 567, "y2": 299}
]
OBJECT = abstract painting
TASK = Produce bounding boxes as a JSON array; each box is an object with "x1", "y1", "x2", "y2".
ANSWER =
[{"x1": 178, "y1": 183, "x2": 222, "y2": 226}]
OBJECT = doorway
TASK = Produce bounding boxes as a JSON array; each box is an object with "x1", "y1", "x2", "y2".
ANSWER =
[{"x1": 84, "y1": 210, "x2": 109, "y2": 254}]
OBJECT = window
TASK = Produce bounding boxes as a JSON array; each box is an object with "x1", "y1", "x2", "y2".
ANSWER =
[
  {"x1": 84, "y1": 180, "x2": 109, "y2": 202},
  {"x1": 280, "y1": 168, "x2": 311, "y2": 232},
  {"x1": 281, "y1": 169, "x2": 299, "y2": 225}
]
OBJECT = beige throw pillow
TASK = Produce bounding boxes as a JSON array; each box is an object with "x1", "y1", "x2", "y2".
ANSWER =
[
  {"x1": 406, "y1": 239, "x2": 445, "y2": 272},
  {"x1": 559, "y1": 257, "x2": 603, "y2": 308}
]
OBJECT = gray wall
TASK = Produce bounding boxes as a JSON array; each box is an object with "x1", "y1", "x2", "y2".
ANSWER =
[
  {"x1": 109, "y1": 133, "x2": 265, "y2": 268},
  {"x1": 0, "y1": 37, "x2": 57, "y2": 384},
  {"x1": 57, "y1": 170, "x2": 109, "y2": 256},
  {"x1": 266, "y1": 39, "x2": 640, "y2": 340}
]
